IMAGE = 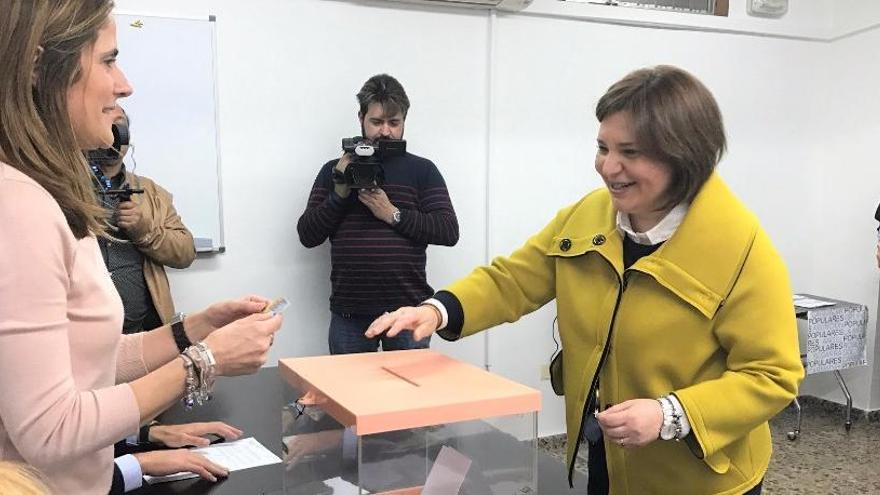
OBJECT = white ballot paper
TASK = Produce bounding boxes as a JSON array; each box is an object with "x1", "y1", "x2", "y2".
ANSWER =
[
  {"x1": 144, "y1": 437, "x2": 282, "y2": 484},
  {"x1": 325, "y1": 477, "x2": 360, "y2": 492},
  {"x1": 421, "y1": 445, "x2": 472, "y2": 495},
  {"x1": 793, "y1": 294, "x2": 836, "y2": 309}
]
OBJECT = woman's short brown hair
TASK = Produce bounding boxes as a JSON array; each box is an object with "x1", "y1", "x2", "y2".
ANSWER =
[{"x1": 596, "y1": 65, "x2": 726, "y2": 209}]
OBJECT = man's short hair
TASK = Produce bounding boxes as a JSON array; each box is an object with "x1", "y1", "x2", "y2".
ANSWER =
[
  {"x1": 596, "y1": 65, "x2": 726, "y2": 209},
  {"x1": 357, "y1": 74, "x2": 410, "y2": 119}
]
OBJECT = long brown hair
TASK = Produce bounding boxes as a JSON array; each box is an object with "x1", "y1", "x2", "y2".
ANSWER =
[
  {"x1": 0, "y1": 461, "x2": 50, "y2": 495},
  {"x1": 596, "y1": 65, "x2": 726, "y2": 210},
  {"x1": 0, "y1": 0, "x2": 114, "y2": 239}
]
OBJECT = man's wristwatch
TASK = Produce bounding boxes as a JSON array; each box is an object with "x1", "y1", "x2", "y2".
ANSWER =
[
  {"x1": 391, "y1": 208, "x2": 402, "y2": 226},
  {"x1": 331, "y1": 167, "x2": 346, "y2": 185},
  {"x1": 170, "y1": 313, "x2": 192, "y2": 353}
]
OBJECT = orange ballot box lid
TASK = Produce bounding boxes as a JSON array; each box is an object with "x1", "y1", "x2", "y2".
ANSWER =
[{"x1": 279, "y1": 350, "x2": 541, "y2": 436}]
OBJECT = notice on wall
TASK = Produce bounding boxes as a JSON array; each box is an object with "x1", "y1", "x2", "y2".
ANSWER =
[{"x1": 804, "y1": 304, "x2": 868, "y2": 374}]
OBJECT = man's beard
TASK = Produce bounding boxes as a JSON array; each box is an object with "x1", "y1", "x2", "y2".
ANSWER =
[{"x1": 361, "y1": 123, "x2": 403, "y2": 143}]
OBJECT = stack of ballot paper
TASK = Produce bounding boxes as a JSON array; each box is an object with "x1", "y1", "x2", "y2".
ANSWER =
[{"x1": 144, "y1": 437, "x2": 281, "y2": 484}]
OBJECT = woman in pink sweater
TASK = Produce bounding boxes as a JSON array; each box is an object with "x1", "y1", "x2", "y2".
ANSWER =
[{"x1": 0, "y1": 1, "x2": 284, "y2": 493}]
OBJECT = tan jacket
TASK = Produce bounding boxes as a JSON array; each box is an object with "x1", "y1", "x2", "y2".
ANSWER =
[
  {"x1": 123, "y1": 171, "x2": 196, "y2": 323},
  {"x1": 447, "y1": 174, "x2": 804, "y2": 494}
]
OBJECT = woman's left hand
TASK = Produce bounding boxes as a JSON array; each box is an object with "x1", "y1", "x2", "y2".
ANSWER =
[
  {"x1": 186, "y1": 295, "x2": 271, "y2": 342},
  {"x1": 596, "y1": 399, "x2": 663, "y2": 449},
  {"x1": 149, "y1": 421, "x2": 243, "y2": 448}
]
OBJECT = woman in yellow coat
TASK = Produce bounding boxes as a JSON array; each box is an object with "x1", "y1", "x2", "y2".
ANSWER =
[{"x1": 367, "y1": 65, "x2": 803, "y2": 495}]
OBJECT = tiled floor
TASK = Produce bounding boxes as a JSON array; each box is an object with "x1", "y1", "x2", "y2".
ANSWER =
[{"x1": 537, "y1": 398, "x2": 880, "y2": 494}]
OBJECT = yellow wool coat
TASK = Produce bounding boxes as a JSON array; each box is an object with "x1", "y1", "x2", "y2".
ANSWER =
[{"x1": 445, "y1": 174, "x2": 804, "y2": 494}]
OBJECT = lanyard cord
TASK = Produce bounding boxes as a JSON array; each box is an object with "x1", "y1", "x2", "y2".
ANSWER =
[{"x1": 90, "y1": 162, "x2": 113, "y2": 191}]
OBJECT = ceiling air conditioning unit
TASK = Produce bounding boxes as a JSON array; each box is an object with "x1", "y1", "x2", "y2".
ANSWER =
[{"x1": 382, "y1": 0, "x2": 533, "y2": 12}]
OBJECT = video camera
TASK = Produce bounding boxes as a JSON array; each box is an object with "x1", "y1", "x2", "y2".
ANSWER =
[
  {"x1": 337, "y1": 137, "x2": 406, "y2": 189},
  {"x1": 88, "y1": 122, "x2": 144, "y2": 202},
  {"x1": 88, "y1": 121, "x2": 130, "y2": 167}
]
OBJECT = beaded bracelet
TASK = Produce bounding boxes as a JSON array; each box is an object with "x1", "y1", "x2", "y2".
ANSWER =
[
  {"x1": 657, "y1": 397, "x2": 675, "y2": 440},
  {"x1": 196, "y1": 342, "x2": 216, "y2": 399},
  {"x1": 670, "y1": 405, "x2": 684, "y2": 440},
  {"x1": 184, "y1": 344, "x2": 215, "y2": 405},
  {"x1": 659, "y1": 395, "x2": 685, "y2": 440},
  {"x1": 179, "y1": 353, "x2": 198, "y2": 410},
  {"x1": 194, "y1": 343, "x2": 216, "y2": 403}
]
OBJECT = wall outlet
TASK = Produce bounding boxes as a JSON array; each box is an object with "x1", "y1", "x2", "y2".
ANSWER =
[{"x1": 540, "y1": 365, "x2": 551, "y2": 381}]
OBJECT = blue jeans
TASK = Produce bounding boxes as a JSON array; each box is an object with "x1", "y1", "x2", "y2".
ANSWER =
[{"x1": 328, "y1": 311, "x2": 431, "y2": 355}]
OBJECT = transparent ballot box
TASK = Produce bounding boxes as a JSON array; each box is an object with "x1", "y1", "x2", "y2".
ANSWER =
[{"x1": 279, "y1": 350, "x2": 541, "y2": 495}]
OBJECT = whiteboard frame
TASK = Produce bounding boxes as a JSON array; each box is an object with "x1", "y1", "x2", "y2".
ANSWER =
[{"x1": 114, "y1": 13, "x2": 226, "y2": 253}]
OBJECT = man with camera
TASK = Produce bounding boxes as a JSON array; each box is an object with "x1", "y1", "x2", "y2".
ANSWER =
[
  {"x1": 89, "y1": 108, "x2": 196, "y2": 333},
  {"x1": 298, "y1": 74, "x2": 459, "y2": 354}
]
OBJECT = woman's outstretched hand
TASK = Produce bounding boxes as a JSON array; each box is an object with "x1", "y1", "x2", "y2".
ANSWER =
[{"x1": 364, "y1": 306, "x2": 440, "y2": 342}]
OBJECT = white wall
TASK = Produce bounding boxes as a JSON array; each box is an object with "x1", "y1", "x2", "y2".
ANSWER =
[
  {"x1": 115, "y1": 0, "x2": 490, "y2": 367},
  {"x1": 797, "y1": 17, "x2": 880, "y2": 411},
  {"x1": 113, "y1": 0, "x2": 880, "y2": 437},
  {"x1": 831, "y1": 0, "x2": 880, "y2": 39}
]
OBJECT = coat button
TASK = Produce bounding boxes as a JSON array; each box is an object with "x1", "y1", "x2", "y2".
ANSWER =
[
  {"x1": 592, "y1": 234, "x2": 606, "y2": 246},
  {"x1": 559, "y1": 238, "x2": 572, "y2": 252}
]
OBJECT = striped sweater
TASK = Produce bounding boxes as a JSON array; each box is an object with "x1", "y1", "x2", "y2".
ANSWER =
[{"x1": 297, "y1": 152, "x2": 459, "y2": 315}]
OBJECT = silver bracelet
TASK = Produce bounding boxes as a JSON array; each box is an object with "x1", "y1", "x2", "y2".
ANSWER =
[
  {"x1": 195, "y1": 342, "x2": 216, "y2": 402},
  {"x1": 657, "y1": 397, "x2": 674, "y2": 440},
  {"x1": 657, "y1": 396, "x2": 679, "y2": 440},
  {"x1": 179, "y1": 354, "x2": 198, "y2": 410},
  {"x1": 665, "y1": 395, "x2": 684, "y2": 440},
  {"x1": 184, "y1": 343, "x2": 217, "y2": 405}
]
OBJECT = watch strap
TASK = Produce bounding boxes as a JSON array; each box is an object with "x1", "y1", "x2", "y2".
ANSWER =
[
  {"x1": 171, "y1": 313, "x2": 192, "y2": 353},
  {"x1": 138, "y1": 420, "x2": 159, "y2": 444}
]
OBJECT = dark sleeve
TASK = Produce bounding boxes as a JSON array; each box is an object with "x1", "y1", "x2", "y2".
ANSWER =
[
  {"x1": 435, "y1": 290, "x2": 464, "y2": 341},
  {"x1": 109, "y1": 463, "x2": 125, "y2": 495},
  {"x1": 113, "y1": 439, "x2": 129, "y2": 458},
  {"x1": 296, "y1": 160, "x2": 355, "y2": 248},
  {"x1": 875, "y1": 201, "x2": 880, "y2": 223},
  {"x1": 393, "y1": 161, "x2": 459, "y2": 246},
  {"x1": 113, "y1": 423, "x2": 154, "y2": 456}
]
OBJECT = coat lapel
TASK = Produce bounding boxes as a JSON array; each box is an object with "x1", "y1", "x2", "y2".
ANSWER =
[{"x1": 632, "y1": 173, "x2": 758, "y2": 318}]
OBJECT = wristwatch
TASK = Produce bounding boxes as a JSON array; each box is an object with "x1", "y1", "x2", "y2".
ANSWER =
[
  {"x1": 658, "y1": 397, "x2": 675, "y2": 440},
  {"x1": 170, "y1": 312, "x2": 192, "y2": 353},
  {"x1": 331, "y1": 167, "x2": 346, "y2": 185},
  {"x1": 391, "y1": 208, "x2": 402, "y2": 226}
]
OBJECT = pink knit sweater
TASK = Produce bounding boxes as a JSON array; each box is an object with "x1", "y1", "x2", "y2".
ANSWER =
[{"x1": 0, "y1": 162, "x2": 147, "y2": 493}]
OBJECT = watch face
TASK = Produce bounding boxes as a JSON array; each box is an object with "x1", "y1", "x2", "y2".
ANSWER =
[
  {"x1": 331, "y1": 168, "x2": 346, "y2": 185},
  {"x1": 660, "y1": 424, "x2": 676, "y2": 440},
  {"x1": 393, "y1": 210, "x2": 402, "y2": 223}
]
